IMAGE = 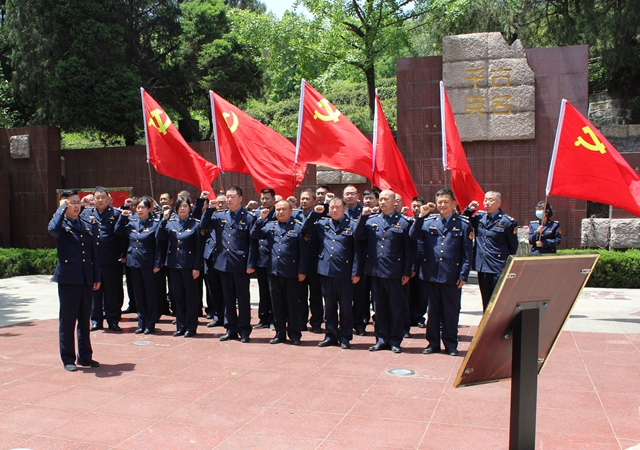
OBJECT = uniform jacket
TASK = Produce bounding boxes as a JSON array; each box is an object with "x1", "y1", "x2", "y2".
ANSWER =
[
  {"x1": 345, "y1": 203, "x2": 363, "y2": 220},
  {"x1": 298, "y1": 208, "x2": 321, "y2": 273},
  {"x1": 410, "y1": 212, "x2": 473, "y2": 285},
  {"x1": 48, "y1": 205, "x2": 100, "y2": 286},
  {"x1": 302, "y1": 212, "x2": 361, "y2": 279},
  {"x1": 156, "y1": 216, "x2": 204, "y2": 270},
  {"x1": 80, "y1": 205, "x2": 126, "y2": 266},
  {"x1": 251, "y1": 217, "x2": 308, "y2": 279},
  {"x1": 114, "y1": 214, "x2": 162, "y2": 269},
  {"x1": 355, "y1": 211, "x2": 413, "y2": 279},
  {"x1": 201, "y1": 206, "x2": 258, "y2": 273},
  {"x1": 528, "y1": 220, "x2": 561, "y2": 254},
  {"x1": 464, "y1": 208, "x2": 518, "y2": 274},
  {"x1": 257, "y1": 208, "x2": 275, "y2": 267}
]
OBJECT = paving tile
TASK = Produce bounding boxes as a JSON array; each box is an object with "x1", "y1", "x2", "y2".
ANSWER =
[
  {"x1": 272, "y1": 388, "x2": 362, "y2": 414},
  {"x1": 537, "y1": 407, "x2": 614, "y2": 438},
  {"x1": 135, "y1": 375, "x2": 222, "y2": 400},
  {"x1": 96, "y1": 391, "x2": 193, "y2": 421},
  {"x1": 535, "y1": 432, "x2": 621, "y2": 449},
  {"x1": 367, "y1": 376, "x2": 446, "y2": 400},
  {"x1": 301, "y1": 372, "x2": 377, "y2": 395},
  {"x1": 114, "y1": 420, "x2": 231, "y2": 450},
  {"x1": 0, "y1": 361, "x2": 52, "y2": 384},
  {"x1": 420, "y1": 423, "x2": 508, "y2": 449},
  {"x1": 349, "y1": 393, "x2": 438, "y2": 421},
  {"x1": 19, "y1": 435, "x2": 111, "y2": 450},
  {"x1": 599, "y1": 392, "x2": 640, "y2": 440},
  {"x1": 42, "y1": 411, "x2": 156, "y2": 447},
  {"x1": 242, "y1": 407, "x2": 344, "y2": 439},
  {"x1": 319, "y1": 439, "x2": 413, "y2": 450},
  {"x1": 0, "y1": 379, "x2": 67, "y2": 404},
  {"x1": 170, "y1": 397, "x2": 266, "y2": 430},
  {"x1": 214, "y1": 431, "x2": 321, "y2": 450},
  {"x1": 430, "y1": 399, "x2": 510, "y2": 428},
  {"x1": 315, "y1": 358, "x2": 392, "y2": 378},
  {"x1": 327, "y1": 415, "x2": 428, "y2": 448},
  {"x1": 34, "y1": 385, "x2": 126, "y2": 411},
  {"x1": 0, "y1": 404, "x2": 83, "y2": 435},
  {"x1": 0, "y1": 430, "x2": 33, "y2": 450},
  {"x1": 537, "y1": 388, "x2": 604, "y2": 410}
]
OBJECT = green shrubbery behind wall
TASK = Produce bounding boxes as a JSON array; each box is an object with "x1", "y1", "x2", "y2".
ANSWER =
[{"x1": 0, "y1": 248, "x2": 57, "y2": 278}]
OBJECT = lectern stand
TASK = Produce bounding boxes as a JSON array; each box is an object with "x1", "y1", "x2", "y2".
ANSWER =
[{"x1": 454, "y1": 254, "x2": 599, "y2": 450}]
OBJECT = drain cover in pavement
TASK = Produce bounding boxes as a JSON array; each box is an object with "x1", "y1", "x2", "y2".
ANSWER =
[
  {"x1": 388, "y1": 368, "x2": 415, "y2": 376},
  {"x1": 133, "y1": 341, "x2": 152, "y2": 346}
]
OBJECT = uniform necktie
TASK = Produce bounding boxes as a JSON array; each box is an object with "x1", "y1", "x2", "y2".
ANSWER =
[{"x1": 442, "y1": 217, "x2": 447, "y2": 227}]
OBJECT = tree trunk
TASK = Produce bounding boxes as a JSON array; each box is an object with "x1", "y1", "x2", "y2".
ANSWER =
[{"x1": 364, "y1": 64, "x2": 376, "y2": 119}]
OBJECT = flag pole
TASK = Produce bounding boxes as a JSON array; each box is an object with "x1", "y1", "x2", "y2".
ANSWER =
[
  {"x1": 209, "y1": 91, "x2": 225, "y2": 196},
  {"x1": 372, "y1": 89, "x2": 379, "y2": 186},
  {"x1": 141, "y1": 88, "x2": 155, "y2": 200}
]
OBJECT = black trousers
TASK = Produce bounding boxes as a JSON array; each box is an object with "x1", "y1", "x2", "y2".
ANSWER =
[
  {"x1": 425, "y1": 281, "x2": 461, "y2": 350},
  {"x1": 351, "y1": 276, "x2": 369, "y2": 331},
  {"x1": 408, "y1": 275, "x2": 427, "y2": 325},
  {"x1": 220, "y1": 271, "x2": 252, "y2": 337},
  {"x1": 299, "y1": 270, "x2": 323, "y2": 328},
  {"x1": 129, "y1": 267, "x2": 158, "y2": 331},
  {"x1": 320, "y1": 276, "x2": 353, "y2": 342},
  {"x1": 58, "y1": 284, "x2": 93, "y2": 365},
  {"x1": 91, "y1": 264, "x2": 123, "y2": 326},
  {"x1": 478, "y1": 271, "x2": 501, "y2": 311},
  {"x1": 168, "y1": 268, "x2": 200, "y2": 333},
  {"x1": 268, "y1": 275, "x2": 302, "y2": 341},
  {"x1": 371, "y1": 276, "x2": 404, "y2": 347},
  {"x1": 204, "y1": 262, "x2": 224, "y2": 323},
  {"x1": 255, "y1": 266, "x2": 273, "y2": 325}
]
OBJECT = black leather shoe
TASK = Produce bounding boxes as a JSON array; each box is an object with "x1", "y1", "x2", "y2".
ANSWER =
[
  {"x1": 369, "y1": 343, "x2": 390, "y2": 352},
  {"x1": 310, "y1": 326, "x2": 324, "y2": 334},
  {"x1": 64, "y1": 364, "x2": 78, "y2": 372},
  {"x1": 206, "y1": 313, "x2": 213, "y2": 320},
  {"x1": 90, "y1": 323, "x2": 103, "y2": 332},
  {"x1": 184, "y1": 330, "x2": 196, "y2": 338},
  {"x1": 207, "y1": 320, "x2": 223, "y2": 328},
  {"x1": 318, "y1": 338, "x2": 337, "y2": 347},
  {"x1": 270, "y1": 337, "x2": 285, "y2": 344},
  {"x1": 134, "y1": 328, "x2": 144, "y2": 334},
  {"x1": 173, "y1": 330, "x2": 185, "y2": 337},
  {"x1": 240, "y1": 336, "x2": 251, "y2": 343},
  {"x1": 108, "y1": 324, "x2": 122, "y2": 332},
  {"x1": 355, "y1": 329, "x2": 367, "y2": 336},
  {"x1": 76, "y1": 358, "x2": 100, "y2": 367},
  {"x1": 423, "y1": 347, "x2": 440, "y2": 354},
  {"x1": 446, "y1": 348, "x2": 460, "y2": 356},
  {"x1": 144, "y1": 328, "x2": 155, "y2": 335},
  {"x1": 252, "y1": 323, "x2": 269, "y2": 329},
  {"x1": 391, "y1": 346, "x2": 402, "y2": 354},
  {"x1": 290, "y1": 339, "x2": 301, "y2": 346},
  {"x1": 417, "y1": 322, "x2": 426, "y2": 329},
  {"x1": 122, "y1": 307, "x2": 137, "y2": 314},
  {"x1": 403, "y1": 332, "x2": 412, "y2": 338},
  {"x1": 340, "y1": 341, "x2": 351, "y2": 349},
  {"x1": 220, "y1": 332, "x2": 238, "y2": 341}
]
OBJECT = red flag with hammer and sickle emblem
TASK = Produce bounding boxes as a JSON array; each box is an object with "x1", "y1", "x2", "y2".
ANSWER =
[
  {"x1": 546, "y1": 99, "x2": 640, "y2": 217},
  {"x1": 295, "y1": 80, "x2": 373, "y2": 180},
  {"x1": 372, "y1": 90, "x2": 418, "y2": 214},
  {"x1": 141, "y1": 88, "x2": 220, "y2": 191},
  {"x1": 210, "y1": 91, "x2": 306, "y2": 197},
  {"x1": 440, "y1": 82, "x2": 485, "y2": 212}
]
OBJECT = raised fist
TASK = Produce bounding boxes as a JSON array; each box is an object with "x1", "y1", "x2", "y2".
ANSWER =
[
  {"x1": 200, "y1": 190, "x2": 210, "y2": 199},
  {"x1": 260, "y1": 208, "x2": 270, "y2": 219}
]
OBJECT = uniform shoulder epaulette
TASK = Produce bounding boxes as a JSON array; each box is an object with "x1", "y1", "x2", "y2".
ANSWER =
[
  {"x1": 554, "y1": 220, "x2": 559, "y2": 224},
  {"x1": 457, "y1": 215, "x2": 470, "y2": 223},
  {"x1": 294, "y1": 219, "x2": 303, "y2": 225},
  {"x1": 503, "y1": 214, "x2": 515, "y2": 222},
  {"x1": 529, "y1": 220, "x2": 538, "y2": 225},
  {"x1": 168, "y1": 217, "x2": 179, "y2": 222}
]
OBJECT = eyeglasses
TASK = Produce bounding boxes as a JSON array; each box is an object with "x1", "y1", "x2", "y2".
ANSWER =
[{"x1": 66, "y1": 201, "x2": 81, "y2": 206}]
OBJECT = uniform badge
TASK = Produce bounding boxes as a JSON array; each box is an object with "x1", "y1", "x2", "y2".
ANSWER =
[
  {"x1": 143, "y1": 228, "x2": 149, "y2": 232},
  {"x1": 201, "y1": 229, "x2": 205, "y2": 236},
  {"x1": 304, "y1": 234, "x2": 309, "y2": 241},
  {"x1": 513, "y1": 228, "x2": 518, "y2": 234},
  {"x1": 469, "y1": 231, "x2": 475, "y2": 240},
  {"x1": 558, "y1": 228, "x2": 562, "y2": 235}
]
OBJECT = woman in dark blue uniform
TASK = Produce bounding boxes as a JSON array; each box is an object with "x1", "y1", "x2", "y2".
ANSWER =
[
  {"x1": 529, "y1": 201, "x2": 562, "y2": 254},
  {"x1": 156, "y1": 197, "x2": 204, "y2": 337},
  {"x1": 115, "y1": 196, "x2": 162, "y2": 334}
]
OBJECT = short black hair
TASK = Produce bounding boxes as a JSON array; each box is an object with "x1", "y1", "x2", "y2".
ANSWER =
[
  {"x1": 260, "y1": 188, "x2": 275, "y2": 197},
  {"x1": 411, "y1": 196, "x2": 425, "y2": 204},
  {"x1": 536, "y1": 201, "x2": 553, "y2": 218},
  {"x1": 300, "y1": 188, "x2": 316, "y2": 199},
  {"x1": 435, "y1": 189, "x2": 455, "y2": 202},
  {"x1": 363, "y1": 189, "x2": 379, "y2": 198},
  {"x1": 175, "y1": 197, "x2": 192, "y2": 210},
  {"x1": 227, "y1": 186, "x2": 243, "y2": 197},
  {"x1": 329, "y1": 197, "x2": 347, "y2": 207},
  {"x1": 60, "y1": 189, "x2": 78, "y2": 199},
  {"x1": 316, "y1": 185, "x2": 331, "y2": 192},
  {"x1": 93, "y1": 186, "x2": 108, "y2": 195}
]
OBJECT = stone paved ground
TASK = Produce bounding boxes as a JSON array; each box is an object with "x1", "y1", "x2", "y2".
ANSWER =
[{"x1": 0, "y1": 275, "x2": 639, "y2": 449}]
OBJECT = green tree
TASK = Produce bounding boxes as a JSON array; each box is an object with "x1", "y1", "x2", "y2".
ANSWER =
[{"x1": 224, "y1": 0, "x2": 266, "y2": 13}]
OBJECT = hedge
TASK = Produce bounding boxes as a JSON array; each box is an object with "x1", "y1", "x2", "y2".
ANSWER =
[
  {"x1": 0, "y1": 248, "x2": 57, "y2": 278},
  {"x1": 558, "y1": 249, "x2": 640, "y2": 288}
]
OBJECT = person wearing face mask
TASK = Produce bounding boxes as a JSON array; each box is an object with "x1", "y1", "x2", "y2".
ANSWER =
[
  {"x1": 115, "y1": 196, "x2": 163, "y2": 334},
  {"x1": 529, "y1": 201, "x2": 561, "y2": 254}
]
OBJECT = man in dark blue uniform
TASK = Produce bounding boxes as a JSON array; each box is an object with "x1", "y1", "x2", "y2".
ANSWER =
[
  {"x1": 297, "y1": 188, "x2": 324, "y2": 334},
  {"x1": 410, "y1": 189, "x2": 473, "y2": 356},
  {"x1": 302, "y1": 197, "x2": 362, "y2": 349},
  {"x1": 356, "y1": 190, "x2": 413, "y2": 353},
  {"x1": 48, "y1": 190, "x2": 101, "y2": 371},
  {"x1": 201, "y1": 187, "x2": 257, "y2": 343},
  {"x1": 81, "y1": 187, "x2": 126, "y2": 332},
  {"x1": 253, "y1": 188, "x2": 276, "y2": 330},
  {"x1": 205, "y1": 192, "x2": 227, "y2": 328},
  {"x1": 463, "y1": 191, "x2": 518, "y2": 310},
  {"x1": 252, "y1": 200, "x2": 308, "y2": 345}
]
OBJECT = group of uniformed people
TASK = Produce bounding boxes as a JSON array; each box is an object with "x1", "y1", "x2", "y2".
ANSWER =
[{"x1": 48, "y1": 183, "x2": 562, "y2": 371}]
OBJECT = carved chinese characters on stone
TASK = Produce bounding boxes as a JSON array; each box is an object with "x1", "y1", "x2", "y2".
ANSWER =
[{"x1": 443, "y1": 32, "x2": 535, "y2": 141}]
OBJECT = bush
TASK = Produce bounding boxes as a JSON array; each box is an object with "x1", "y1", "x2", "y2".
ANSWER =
[
  {"x1": 558, "y1": 249, "x2": 640, "y2": 288},
  {"x1": 0, "y1": 248, "x2": 57, "y2": 278}
]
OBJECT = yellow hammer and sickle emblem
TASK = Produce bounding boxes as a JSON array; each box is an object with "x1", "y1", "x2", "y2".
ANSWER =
[
  {"x1": 222, "y1": 111, "x2": 239, "y2": 133},
  {"x1": 574, "y1": 126, "x2": 606, "y2": 154},
  {"x1": 148, "y1": 109, "x2": 171, "y2": 135},
  {"x1": 313, "y1": 99, "x2": 341, "y2": 123}
]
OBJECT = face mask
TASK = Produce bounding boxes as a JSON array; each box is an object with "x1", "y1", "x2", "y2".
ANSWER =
[{"x1": 535, "y1": 210, "x2": 544, "y2": 220}]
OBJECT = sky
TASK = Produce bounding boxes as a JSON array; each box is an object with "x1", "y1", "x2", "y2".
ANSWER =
[{"x1": 262, "y1": 0, "x2": 297, "y2": 17}]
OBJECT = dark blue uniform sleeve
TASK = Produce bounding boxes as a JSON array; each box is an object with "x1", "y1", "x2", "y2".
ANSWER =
[
  {"x1": 48, "y1": 205, "x2": 67, "y2": 240},
  {"x1": 301, "y1": 211, "x2": 322, "y2": 235},
  {"x1": 409, "y1": 216, "x2": 426, "y2": 241},
  {"x1": 298, "y1": 229, "x2": 309, "y2": 276},
  {"x1": 506, "y1": 218, "x2": 519, "y2": 255}
]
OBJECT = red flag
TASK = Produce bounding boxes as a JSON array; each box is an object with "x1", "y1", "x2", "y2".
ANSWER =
[
  {"x1": 210, "y1": 91, "x2": 306, "y2": 197},
  {"x1": 372, "y1": 91, "x2": 418, "y2": 214},
  {"x1": 546, "y1": 99, "x2": 640, "y2": 217},
  {"x1": 440, "y1": 81, "x2": 485, "y2": 210},
  {"x1": 141, "y1": 88, "x2": 220, "y2": 191},
  {"x1": 295, "y1": 80, "x2": 372, "y2": 180}
]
